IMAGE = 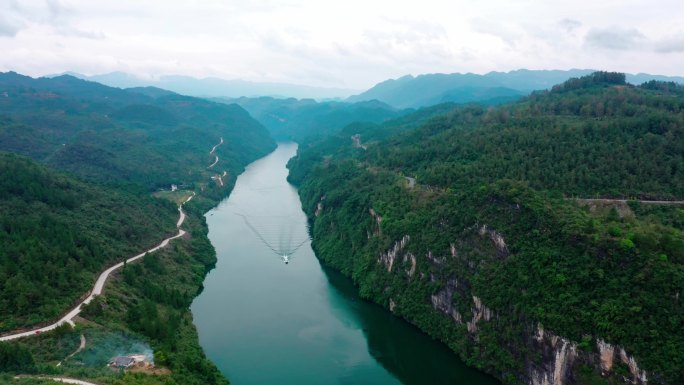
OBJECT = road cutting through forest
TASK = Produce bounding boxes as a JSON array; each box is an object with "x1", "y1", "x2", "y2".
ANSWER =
[
  {"x1": 0, "y1": 193, "x2": 194, "y2": 342},
  {"x1": 0, "y1": 135, "x2": 227, "y2": 342},
  {"x1": 14, "y1": 376, "x2": 100, "y2": 385}
]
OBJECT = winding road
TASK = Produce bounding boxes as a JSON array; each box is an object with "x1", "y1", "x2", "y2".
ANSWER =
[
  {"x1": 572, "y1": 198, "x2": 684, "y2": 205},
  {"x1": 0, "y1": 193, "x2": 196, "y2": 342},
  {"x1": 14, "y1": 376, "x2": 99, "y2": 385},
  {"x1": 4, "y1": 140, "x2": 221, "y2": 385},
  {"x1": 56, "y1": 334, "x2": 86, "y2": 367},
  {"x1": 208, "y1": 137, "x2": 223, "y2": 169},
  {"x1": 209, "y1": 137, "x2": 223, "y2": 155}
]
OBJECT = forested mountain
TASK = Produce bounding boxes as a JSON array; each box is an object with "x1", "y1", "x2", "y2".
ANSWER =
[
  {"x1": 219, "y1": 96, "x2": 406, "y2": 141},
  {"x1": 0, "y1": 153, "x2": 178, "y2": 331},
  {"x1": 0, "y1": 71, "x2": 277, "y2": 384},
  {"x1": 288, "y1": 73, "x2": 684, "y2": 385},
  {"x1": 0, "y1": 72, "x2": 276, "y2": 190},
  {"x1": 348, "y1": 69, "x2": 684, "y2": 109},
  {"x1": 0, "y1": 71, "x2": 277, "y2": 331},
  {"x1": 0, "y1": 152, "x2": 232, "y2": 384}
]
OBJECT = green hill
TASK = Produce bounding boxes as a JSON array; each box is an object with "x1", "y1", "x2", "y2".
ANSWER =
[
  {"x1": 0, "y1": 72, "x2": 278, "y2": 331},
  {"x1": 0, "y1": 72, "x2": 276, "y2": 191},
  {"x1": 0, "y1": 72, "x2": 277, "y2": 384},
  {"x1": 348, "y1": 69, "x2": 684, "y2": 109},
  {"x1": 0, "y1": 153, "x2": 178, "y2": 331},
  {"x1": 288, "y1": 73, "x2": 684, "y2": 385},
  {"x1": 222, "y1": 96, "x2": 405, "y2": 142}
]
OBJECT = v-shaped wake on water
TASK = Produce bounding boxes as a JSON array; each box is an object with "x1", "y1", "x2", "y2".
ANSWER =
[{"x1": 235, "y1": 213, "x2": 310, "y2": 264}]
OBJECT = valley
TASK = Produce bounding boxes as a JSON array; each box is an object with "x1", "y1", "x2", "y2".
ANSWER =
[
  {"x1": 0, "y1": 73, "x2": 276, "y2": 385},
  {"x1": 0, "y1": 68, "x2": 682, "y2": 385}
]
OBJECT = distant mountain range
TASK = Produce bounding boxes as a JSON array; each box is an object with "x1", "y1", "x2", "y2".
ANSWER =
[
  {"x1": 48, "y1": 71, "x2": 359, "y2": 100},
  {"x1": 348, "y1": 69, "x2": 684, "y2": 108},
  {"x1": 47, "y1": 69, "x2": 684, "y2": 110},
  {"x1": 217, "y1": 96, "x2": 404, "y2": 142}
]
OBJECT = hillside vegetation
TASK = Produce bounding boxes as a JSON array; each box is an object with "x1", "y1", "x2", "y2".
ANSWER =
[
  {"x1": 0, "y1": 153, "x2": 178, "y2": 332},
  {"x1": 288, "y1": 73, "x2": 684, "y2": 385},
  {"x1": 0, "y1": 72, "x2": 275, "y2": 190},
  {"x1": 0, "y1": 72, "x2": 277, "y2": 384},
  {"x1": 347, "y1": 69, "x2": 684, "y2": 109}
]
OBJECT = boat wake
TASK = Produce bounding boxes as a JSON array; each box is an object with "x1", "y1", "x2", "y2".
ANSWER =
[{"x1": 235, "y1": 213, "x2": 310, "y2": 264}]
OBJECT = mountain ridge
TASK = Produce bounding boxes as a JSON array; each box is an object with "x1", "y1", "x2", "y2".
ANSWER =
[
  {"x1": 348, "y1": 69, "x2": 684, "y2": 108},
  {"x1": 47, "y1": 71, "x2": 359, "y2": 100},
  {"x1": 288, "y1": 72, "x2": 684, "y2": 385}
]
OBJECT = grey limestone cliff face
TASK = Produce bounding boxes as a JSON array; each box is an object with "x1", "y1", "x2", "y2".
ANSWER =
[
  {"x1": 529, "y1": 325, "x2": 578, "y2": 385},
  {"x1": 426, "y1": 272, "x2": 651, "y2": 385},
  {"x1": 369, "y1": 208, "x2": 383, "y2": 237},
  {"x1": 377, "y1": 234, "x2": 410, "y2": 273},
  {"x1": 377, "y1": 222, "x2": 654, "y2": 385},
  {"x1": 527, "y1": 325, "x2": 649, "y2": 385},
  {"x1": 430, "y1": 278, "x2": 462, "y2": 323}
]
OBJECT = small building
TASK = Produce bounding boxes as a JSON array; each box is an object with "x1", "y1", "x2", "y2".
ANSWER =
[{"x1": 109, "y1": 356, "x2": 135, "y2": 369}]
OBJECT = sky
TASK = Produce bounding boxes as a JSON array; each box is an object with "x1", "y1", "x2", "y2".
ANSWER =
[{"x1": 1, "y1": 0, "x2": 683, "y2": 89}]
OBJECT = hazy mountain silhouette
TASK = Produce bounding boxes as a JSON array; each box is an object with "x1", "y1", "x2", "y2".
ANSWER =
[
  {"x1": 48, "y1": 71, "x2": 359, "y2": 99},
  {"x1": 348, "y1": 69, "x2": 684, "y2": 108}
]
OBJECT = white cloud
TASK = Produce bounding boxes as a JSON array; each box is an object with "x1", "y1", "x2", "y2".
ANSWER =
[
  {"x1": 0, "y1": 0, "x2": 682, "y2": 89},
  {"x1": 0, "y1": 15, "x2": 24, "y2": 37},
  {"x1": 653, "y1": 33, "x2": 684, "y2": 53},
  {"x1": 585, "y1": 27, "x2": 646, "y2": 50}
]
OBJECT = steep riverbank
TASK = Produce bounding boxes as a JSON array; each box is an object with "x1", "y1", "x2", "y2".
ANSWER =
[
  {"x1": 191, "y1": 143, "x2": 500, "y2": 385},
  {"x1": 1, "y1": 136, "x2": 276, "y2": 384},
  {"x1": 0, "y1": 194, "x2": 194, "y2": 343}
]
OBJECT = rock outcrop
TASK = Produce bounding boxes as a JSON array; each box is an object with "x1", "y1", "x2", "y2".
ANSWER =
[
  {"x1": 314, "y1": 196, "x2": 326, "y2": 217},
  {"x1": 530, "y1": 325, "x2": 578, "y2": 385},
  {"x1": 369, "y1": 208, "x2": 383, "y2": 237},
  {"x1": 378, "y1": 235, "x2": 410, "y2": 273},
  {"x1": 466, "y1": 295, "x2": 493, "y2": 334},
  {"x1": 478, "y1": 224, "x2": 509, "y2": 255},
  {"x1": 430, "y1": 278, "x2": 462, "y2": 323}
]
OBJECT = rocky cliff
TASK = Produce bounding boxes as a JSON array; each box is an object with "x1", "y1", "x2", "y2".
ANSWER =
[{"x1": 375, "y1": 221, "x2": 652, "y2": 385}]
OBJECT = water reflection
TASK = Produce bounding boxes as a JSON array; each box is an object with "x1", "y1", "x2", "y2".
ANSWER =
[
  {"x1": 320, "y1": 266, "x2": 500, "y2": 385},
  {"x1": 191, "y1": 143, "x2": 500, "y2": 385}
]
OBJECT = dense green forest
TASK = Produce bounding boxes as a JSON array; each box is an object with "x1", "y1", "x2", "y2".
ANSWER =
[
  {"x1": 352, "y1": 72, "x2": 683, "y2": 198},
  {"x1": 0, "y1": 205, "x2": 228, "y2": 385},
  {"x1": 288, "y1": 73, "x2": 684, "y2": 385},
  {"x1": 0, "y1": 72, "x2": 277, "y2": 384},
  {"x1": 0, "y1": 72, "x2": 275, "y2": 189},
  {"x1": 0, "y1": 153, "x2": 177, "y2": 331}
]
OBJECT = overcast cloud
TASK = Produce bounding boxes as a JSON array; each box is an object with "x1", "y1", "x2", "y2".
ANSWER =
[{"x1": 0, "y1": 0, "x2": 682, "y2": 89}]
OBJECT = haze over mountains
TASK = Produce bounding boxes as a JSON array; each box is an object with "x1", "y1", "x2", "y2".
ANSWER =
[
  {"x1": 51, "y1": 71, "x2": 359, "y2": 100},
  {"x1": 348, "y1": 69, "x2": 684, "y2": 108},
  {"x1": 38, "y1": 69, "x2": 684, "y2": 144},
  {"x1": 49, "y1": 69, "x2": 684, "y2": 110},
  {"x1": 219, "y1": 97, "x2": 403, "y2": 142}
]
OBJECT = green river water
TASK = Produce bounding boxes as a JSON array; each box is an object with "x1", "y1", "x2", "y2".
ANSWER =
[{"x1": 191, "y1": 143, "x2": 500, "y2": 385}]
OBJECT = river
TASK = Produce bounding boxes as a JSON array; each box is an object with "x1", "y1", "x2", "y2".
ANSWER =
[{"x1": 191, "y1": 143, "x2": 500, "y2": 385}]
